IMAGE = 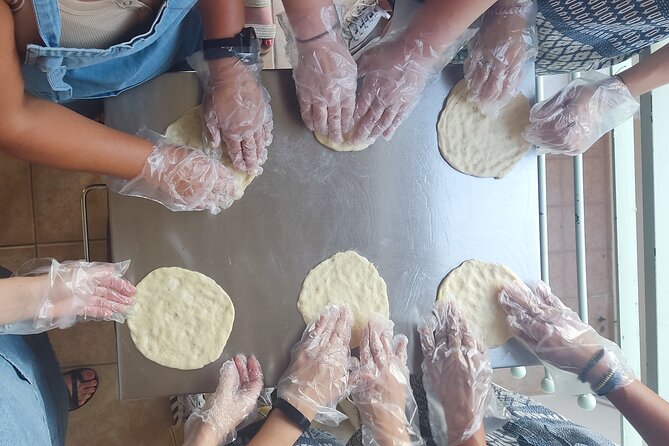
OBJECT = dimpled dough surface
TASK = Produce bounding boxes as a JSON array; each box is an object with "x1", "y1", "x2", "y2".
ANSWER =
[
  {"x1": 437, "y1": 259, "x2": 523, "y2": 348},
  {"x1": 437, "y1": 80, "x2": 532, "y2": 179},
  {"x1": 128, "y1": 267, "x2": 235, "y2": 370},
  {"x1": 314, "y1": 132, "x2": 372, "y2": 152},
  {"x1": 166, "y1": 106, "x2": 254, "y2": 193},
  {"x1": 298, "y1": 251, "x2": 390, "y2": 347}
]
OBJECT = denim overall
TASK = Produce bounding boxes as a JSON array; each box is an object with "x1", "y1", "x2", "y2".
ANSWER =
[{"x1": 21, "y1": 0, "x2": 202, "y2": 103}]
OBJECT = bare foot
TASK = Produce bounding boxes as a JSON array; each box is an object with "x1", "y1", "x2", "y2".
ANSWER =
[
  {"x1": 64, "y1": 368, "x2": 98, "y2": 409},
  {"x1": 245, "y1": 3, "x2": 274, "y2": 53}
]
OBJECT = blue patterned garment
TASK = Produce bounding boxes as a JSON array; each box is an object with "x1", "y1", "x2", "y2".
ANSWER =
[{"x1": 537, "y1": 0, "x2": 669, "y2": 74}]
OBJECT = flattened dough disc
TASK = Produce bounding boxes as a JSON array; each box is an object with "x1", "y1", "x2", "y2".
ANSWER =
[
  {"x1": 314, "y1": 132, "x2": 372, "y2": 152},
  {"x1": 128, "y1": 267, "x2": 235, "y2": 370},
  {"x1": 437, "y1": 80, "x2": 532, "y2": 179},
  {"x1": 166, "y1": 106, "x2": 254, "y2": 195},
  {"x1": 298, "y1": 251, "x2": 390, "y2": 347},
  {"x1": 437, "y1": 259, "x2": 523, "y2": 348}
]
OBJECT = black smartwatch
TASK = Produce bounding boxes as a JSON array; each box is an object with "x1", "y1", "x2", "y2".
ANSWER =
[{"x1": 202, "y1": 27, "x2": 260, "y2": 63}]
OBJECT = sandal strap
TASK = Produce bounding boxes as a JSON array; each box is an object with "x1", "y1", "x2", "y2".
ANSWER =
[
  {"x1": 245, "y1": 23, "x2": 276, "y2": 39},
  {"x1": 244, "y1": 0, "x2": 270, "y2": 7},
  {"x1": 68, "y1": 372, "x2": 79, "y2": 410}
]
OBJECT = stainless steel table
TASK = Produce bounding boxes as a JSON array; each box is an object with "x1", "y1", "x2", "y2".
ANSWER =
[{"x1": 105, "y1": 68, "x2": 540, "y2": 400}]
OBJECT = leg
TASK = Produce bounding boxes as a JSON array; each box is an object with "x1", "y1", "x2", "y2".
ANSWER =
[{"x1": 244, "y1": 0, "x2": 276, "y2": 55}]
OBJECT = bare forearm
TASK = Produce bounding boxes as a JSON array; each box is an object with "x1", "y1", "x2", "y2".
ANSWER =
[
  {"x1": 0, "y1": 277, "x2": 46, "y2": 326},
  {"x1": 618, "y1": 44, "x2": 669, "y2": 97},
  {"x1": 198, "y1": 0, "x2": 244, "y2": 40},
  {"x1": 458, "y1": 426, "x2": 486, "y2": 446},
  {"x1": 247, "y1": 410, "x2": 304, "y2": 446},
  {"x1": 281, "y1": 0, "x2": 335, "y2": 40},
  {"x1": 607, "y1": 380, "x2": 669, "y2": 445}
]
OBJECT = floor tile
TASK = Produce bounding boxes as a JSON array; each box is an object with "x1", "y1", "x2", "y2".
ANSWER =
[
  {"x1": 0, "y1": 245, "x2": 37, "y2": 271},
  {"x1": 545, "y1": 156, "x2": 562, "y2": 208},
  {"x1": 583, "y1": 154, "x2": 611, "y2": 205},
  {"x1": 0, "y1": 153, "x2": 34, "y2": 246},
  {"x1": 66, "y1": 364, "x2": 173, "y2": 446},
  {"x1": 37, "y1": 240, "x2": 109, "y2": 263},
  {"x1": 586, "y1": 249, "x2": 613, "y2": 297},
  {"x1": 50, "y1": 321, "x2": 117, "y2": 368},
  {"x1": 584, "y1": 203, "x2": 612, "y2": 251},
  {"x1": 32, "y1": 165, "x2": 108, "y2": 243},
  {"x1": 546, "y1": 205, "x2": 564, "y2": 254}
]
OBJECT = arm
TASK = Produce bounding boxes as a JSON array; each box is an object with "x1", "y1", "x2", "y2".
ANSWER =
[
  {"x1": 618, "y1": 43, "x2": 669, "y2": 97},
  {"x1": 198, "y1": 0, "x2": 244, "y2": 40},
  {"x1": 246, "y1": 410, "x2": 304, "y2": 446},
  {"x1": 0, "y1": 277, "x2": 47, "y2": 326},
  {"x1": 606, "y1": 380, "x2": 669, "y2": 446}
]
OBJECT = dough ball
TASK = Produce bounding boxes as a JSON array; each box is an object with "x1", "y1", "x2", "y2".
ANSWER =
[{"x1": 314, "y1": 132, "x2": 373, "y2": 152}]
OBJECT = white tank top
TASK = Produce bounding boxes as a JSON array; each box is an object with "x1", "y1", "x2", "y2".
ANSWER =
[{"x1": 58, "y1": 0, "x2": 154, "y2": 49}]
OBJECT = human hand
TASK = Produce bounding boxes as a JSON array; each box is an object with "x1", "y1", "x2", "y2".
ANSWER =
[
  {"x1": 419, "y1": 300, "x2": 492, "y2": 446},
  {"x1": 111, "y1": 142, "x2": 242, "y2": 215},
  {"x1": 3, "y1": 259, "x2": 136, "y2": 334},
  {"x1": 187, "y1": 355, "x2": 263, "y2": 445},
  {"x1": 277, "y1": 304, "x2": 353, "y2": 425},
  {"x1": 464, "y1": 0, "x2": 537, "y2": 116},
  {"x1": 190, "y1": 52, "x2": 273, "y2": 175},
  {"x1": 523, "y1": 71, "x2": 639, "y2": 155},
  {"x1": 499, "y1": 281, "x2": 635, "y2": 394},
  {"x1": 351, "y1": 317, "x2": 422, "y2": 446}
]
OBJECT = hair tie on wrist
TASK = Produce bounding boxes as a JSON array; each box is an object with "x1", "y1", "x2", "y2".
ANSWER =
[{"x1": 578, "y1": 348, "x2": 606, "y2": 383}]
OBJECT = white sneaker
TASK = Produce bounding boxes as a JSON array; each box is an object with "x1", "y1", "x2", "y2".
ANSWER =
[{"x1": 342, "y1": 0, "x2": 391, "y2": 58}]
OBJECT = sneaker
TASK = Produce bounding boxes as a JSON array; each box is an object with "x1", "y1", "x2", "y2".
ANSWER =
[{"x1": 342, "y1": 0, "x2": 392, "y2": 58}]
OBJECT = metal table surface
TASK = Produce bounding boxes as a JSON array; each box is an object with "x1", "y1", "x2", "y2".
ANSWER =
[{"x1": 105, "y1": 68, "x2": 541, "y2": 400}]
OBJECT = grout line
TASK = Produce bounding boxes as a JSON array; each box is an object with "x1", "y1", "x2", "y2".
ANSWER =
[
  {"x1": 60, "y1": 361, "x2": 117, "y2": 371},
  {"x1": 0, "y1": 243, "x2": 38, "y2": 250},
  {"x1": 28, "y1": 162, "x2": 38, "y2": 248}
]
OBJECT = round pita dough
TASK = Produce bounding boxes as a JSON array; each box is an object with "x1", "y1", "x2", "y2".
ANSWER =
[
  {"x1": 298, "y1": 251, "x2": 389, "y2": 347},
  {"x1": 314, "y1": 132, "x2": 372, "y2": 152},
  {"x1": 437, "y1": 80, "x2": 532, "y2": 179},
  {"x1": 166, "y1": 106, "x2": 254, "y2": 195},
  {"x1": 437, "y1": 259, "x2": 523, "y2": 348},
  {"x1": 128, "y1": 267, "x2": 235, "y2": 370}
]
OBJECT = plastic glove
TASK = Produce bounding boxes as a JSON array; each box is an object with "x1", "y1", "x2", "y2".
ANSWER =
[
  {"x1": 185, "y1": 355, "x2": 263, "y2": 445},
  {"x1": 464, "y1": 0, "x2": 537, "y2": 116},
  {"x1": 110, "y1": 139, "x2": 242, "y2": 215},
  {"x1": 352, "y1": 30, "x2": 473, "y2": 144},
  {"x1": 523, "y1": 71, "x2": 639, "y2": 155},
  {"x1": 351, "y1": 317, "x2": 423, "y2": 446},
  {"x1": 278, "y1": 5, "x2": 357, "y2": 142},
  {"x1": 188, "y1": 51, "x2": 273, "y2": 175},
  {"x1": 499, "y1": 281, "x2": 635, "y2": 395},
  {"x1": 1, "y1": 258, "x2": 136, "y2": 334},
  {"x1": 419, "y1": 300, "x2": 492, "y2": 446},
  {"x1": 277, "y1": 304, "x2": 353, "y2": 425}
]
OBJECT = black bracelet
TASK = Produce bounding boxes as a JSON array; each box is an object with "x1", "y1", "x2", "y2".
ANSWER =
[
  {"x1": 271, "y1": 398, "x2": 311, "y2": 432},
  {"x1": 577, "y1": 348, "x2": 606, "y2": 383},
  {"x1": 296, "y1": 29, "x2": 333, "y2": 43}
]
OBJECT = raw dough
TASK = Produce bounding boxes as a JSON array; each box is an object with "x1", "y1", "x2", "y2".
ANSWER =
[
  {"x1": 298, "y1": 251, "x2": 390, "y2": 347},
  {"x1": 166, "y1": 106, "x2": 254, "y2": 194},
  {"x1": 314, "y1": 132, "x2": 372, "y2": 152},
  {"x1": 128, "y1": 267, "x2": 235, "y2": 370},
  {"x1": 437, "y1": 259, "x2": 523, "y2": 348},
  {"x1": 437, "y1": 80, "x2": 532, "y2": 179}
]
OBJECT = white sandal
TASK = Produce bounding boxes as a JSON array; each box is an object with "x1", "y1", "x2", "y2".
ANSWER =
[{"x1": 245, "y1": 0, "x2": 276, "y2": 55}]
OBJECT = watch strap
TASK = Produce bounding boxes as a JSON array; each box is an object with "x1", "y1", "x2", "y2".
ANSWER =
[
  {"x1": 272, "y1": 398, "x2": 311, "y2": 432},
  {"x1": 202, "y1": 27, "x2": 260, "y2": 63}
]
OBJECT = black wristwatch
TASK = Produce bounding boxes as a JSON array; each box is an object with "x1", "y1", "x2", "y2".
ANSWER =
[{"x1": 202, "y1": 27, "x2": 260, "y2": 63}]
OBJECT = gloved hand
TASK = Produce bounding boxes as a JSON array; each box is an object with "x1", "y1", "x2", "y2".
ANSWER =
[
  {"x1": 110, "y1": 140, "x2": 242, "y2": 215},
  {"x1": 351, "y1": 317, "x2": 423, "y2": 446},
  {"x1": 499, "y1": 281, "x2": 635, "y2": 395},
  {"x1": 352, "y1": 30, "x2": 472, "y2": 144},
  {"x1": 277, "y1": 304, "x2": 353, "y2": 425},
  {"x1": 278, "y1": 5, "x2": 357, "y2": 143},
  {"x1": 523, "y1": 71, "x2": 639, "y2": 155},
  {"x1": 464, "y1": 0, "x2": 537, "y2": 116},
  {"x1": 419, "y1": 300, "x2": 492, "y2": 446},
  {"x1": 185, "y1": 355, "x2": 263, "y2": 445},
  {"x1": 188, "y1": 51, "x2": 273, "y2": 175},
  {"x1": 1, "y1": 258, "x2": 136, "y2": 334}
]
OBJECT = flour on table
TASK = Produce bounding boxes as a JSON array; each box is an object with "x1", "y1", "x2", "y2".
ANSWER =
[
  {"x1": 437, "y1": 80, "x2": 532, "y2": 179},
  {"x1": 128, "y1": 267, "x2": 235, "y2": 370},
  {"x1": 437, "y1": 259, "x2": 523, "y2": 348},
  {"x1": 298, "y1": 251, "x2": 390, "y2": 347},
  {"x1": 314, "y1": 132, "x2": 373, "y2": 152}
]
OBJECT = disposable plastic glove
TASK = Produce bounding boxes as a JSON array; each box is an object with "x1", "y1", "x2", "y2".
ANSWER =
[
  {"x1": 352, "y1": 30, "x2": 472, "y2": 144},
  {"x1": 419, "y1": 300, "x2": 492, "y2": 446},
  {"x1": 185, "y1": 355, "x2": 263, "y2": 445},
  {"x1": 110, "y1": 140, "x2": 242, "y2": 215},
  {"x1": 351, "y1": 317, "x2": 423, "y2": 446},
  {"x1": 278, "y1": 6, "x2": 357, "y2": 143},
  {"x1": 499, "y1": 281, "x2": 635, "y2": 395},
  {"x1": 189, "y1": 51, "x2": 273, "y2": 175},
  {"x1": 523, "y1": 71, "x2": 639, "y2": 155},
  {"x1": 1, "y1": 258, "x2": 136, "y2": 334},
  {"x1": 277, "y1": 304, "x2": 353, "y2": 425},
  {"x1": 464, "y1": 0, "x2": 537, "y2": 116}
]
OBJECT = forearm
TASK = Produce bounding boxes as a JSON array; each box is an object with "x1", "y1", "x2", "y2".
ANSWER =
[
  {"x1": 198, "y1": 0, "x2": 244, "y2": 40},
  {"x1": 281, "y1": 0, "x2": 336, "y2": 40},
  {"x1": 247, "y1": 410, "x2": 304, "y2": 446},
  {"x1": 606, "y1": 380, "x2": 669, "y2": 445},
  {"x1": 458, "y1": 426, "x2": 486, "y2": 446},
  {"x1": 618, "y1": 44, "x2": 669, "y2": 97},
  {"x1": 0, "y1": 277, "x2": 47, "y2": 326},
  {"x1": 183, "y1": 418, "x2": 220, "y2": 446}
]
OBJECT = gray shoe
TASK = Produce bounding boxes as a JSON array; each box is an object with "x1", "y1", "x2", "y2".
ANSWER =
[{"x1": 342, "y1": 0, "x2": 392, "y2": 58}]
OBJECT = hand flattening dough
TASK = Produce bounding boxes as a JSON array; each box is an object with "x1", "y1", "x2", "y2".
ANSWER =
[
  {"x1": 314, "y1": 132, "x2": 373, "y2": 152},
  {"x1": 128, "y1": 267, "x2": 235, "y2": 370},
  {"x1": 437, "y1": 80, "x2": 532, "y2": 179},
  {"x1": 437, "y1": 259, "x2": 523, "y2": 348},
  {"x1": 298, "y1": 251, "x2": 390, "y2": 347}
]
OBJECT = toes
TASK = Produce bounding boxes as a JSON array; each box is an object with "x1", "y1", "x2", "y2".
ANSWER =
[{"x1": 80, "y1": 369, "x2": 96, "y2": 381}]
